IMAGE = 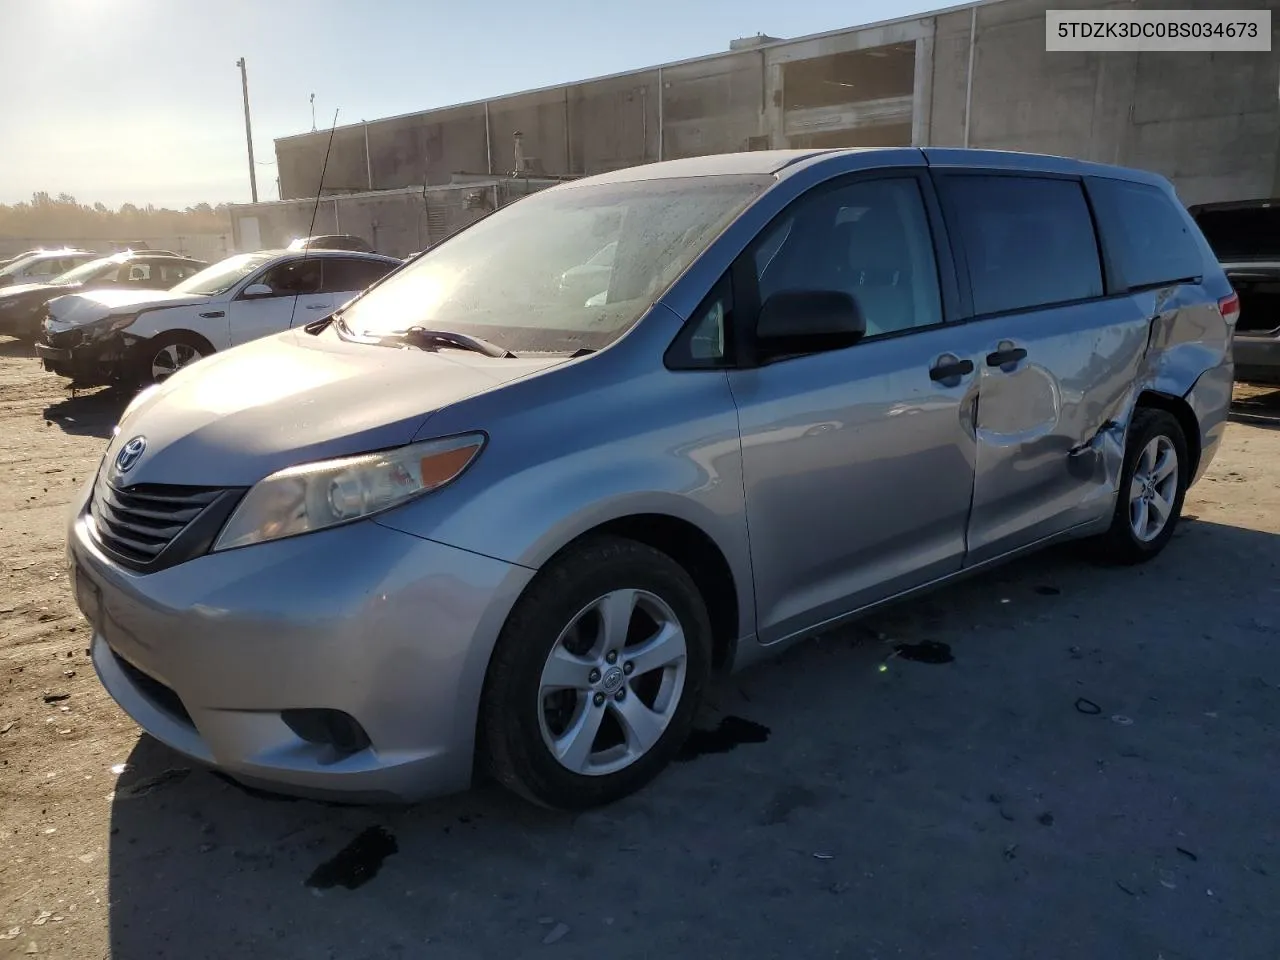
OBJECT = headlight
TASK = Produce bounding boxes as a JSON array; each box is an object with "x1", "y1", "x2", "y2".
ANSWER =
[
  {"x1": 212, "y1": 433, "x2": 486, "y2": 551},
  {"x1": 83, "y1": 313, "x2": 138, "y2": 341}
]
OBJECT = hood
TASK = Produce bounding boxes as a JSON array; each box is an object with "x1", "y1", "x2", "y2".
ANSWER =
[
  {"x1": 103, "y1": 327, "x2": 564, "y2": 487},
  {"x1": 46, "y1": 288, "x2": 209, "y2": 331}
]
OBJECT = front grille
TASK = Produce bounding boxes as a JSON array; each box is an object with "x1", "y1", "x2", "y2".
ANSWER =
[{"x1": 89, "y1": 478, "x2": 233, "y2": 569}]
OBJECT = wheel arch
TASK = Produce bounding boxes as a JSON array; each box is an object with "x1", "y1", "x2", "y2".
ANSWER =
[
  {"x1": 142, "y1": 328, "x2": 217, "y2": 355},
  {"x1": 1133, "y1": 389, "x2": 1201, "y2": 480},
  {"x1": 556, "y1": 513, "x2": 741, "y2": 675}
]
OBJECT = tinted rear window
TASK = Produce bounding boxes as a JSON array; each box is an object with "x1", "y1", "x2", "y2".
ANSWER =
[
  {"x1": 941, "y1": 175, "x2": 1103, "y2": 316},
  {"x1": 1191, "y1": 204, "x2": 1280, "y2": 262},
  {"x1": 322, "y1": 257, "x2": 394, "y2": 294},
  {"x1": 1088, "y1": 178, "x2": 1204, "y2": 288}
]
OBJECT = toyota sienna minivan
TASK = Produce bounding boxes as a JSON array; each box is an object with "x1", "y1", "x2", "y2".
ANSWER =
[{"x1": 69, "y1": 148, "x2": 1237, "y2": 809}]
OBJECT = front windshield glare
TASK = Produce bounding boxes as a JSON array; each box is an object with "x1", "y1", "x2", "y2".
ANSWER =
[
  {"x1": 339, "y1": 175, "x2": 771, "y2": 354},
  {"x1": 51, "y1": 257, "x2": 120, "y2": 286},
  {"x1": 172, "y1": 253, "x2": 274, "y2": 297}
]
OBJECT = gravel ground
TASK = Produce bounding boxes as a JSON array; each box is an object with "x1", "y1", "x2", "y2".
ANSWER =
[{"x1": 2, "y1": 337, "x2": 1279, "y2": 960}]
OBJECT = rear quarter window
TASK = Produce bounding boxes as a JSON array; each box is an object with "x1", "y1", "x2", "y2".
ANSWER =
[
  {"x1": 1087, "y1": 177, "x2": 1204, "y2": 290},
  {"x1": 939, "y1": 175, "x2": 1104, "y2": 316}
]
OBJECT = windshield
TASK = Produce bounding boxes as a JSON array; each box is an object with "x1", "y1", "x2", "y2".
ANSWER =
[
  {"x1": 0, "y1": 255, "x2": 48, "y2": 277},
  {"x1": 172, "y1": 252, "x2": 275, "y2": 297},
  {"x1": 50, "y1": 257, "x2": 123, "y2": 286},
  {"x1": 338, "y1": 175, "x2": 771, "y2": 354}
]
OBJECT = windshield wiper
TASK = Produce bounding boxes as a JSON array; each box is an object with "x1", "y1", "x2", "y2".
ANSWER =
[{"x1": 380, "y1": 326, "x2": 517, "y2": 358}]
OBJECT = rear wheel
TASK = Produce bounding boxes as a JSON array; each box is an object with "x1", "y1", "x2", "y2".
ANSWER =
[
  {"x1": 480, "y1": 536, "x2": 712, "y2": 809},
  {"x1": 1090, "y1": 408, "x2": 1188, "y2": 564},
  {"x1": 136, "y1": 331, "x2": 211, "y2": 385}
]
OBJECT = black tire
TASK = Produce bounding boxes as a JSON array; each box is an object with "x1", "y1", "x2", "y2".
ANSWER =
[
  {"x1": 1089, "y1": 407, "x2": 1189, "y2": 565},
  {"x1": 134, "y1": 331, "x2": 212, "y2": 386},
  {"x1": 479, "y1": 536, "x2": 713, "y2": 810}
]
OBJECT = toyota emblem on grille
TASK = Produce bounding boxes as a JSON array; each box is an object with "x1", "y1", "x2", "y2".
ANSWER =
[{"x1": 115, "y1": 436, "x2": 147, "y2": 474}]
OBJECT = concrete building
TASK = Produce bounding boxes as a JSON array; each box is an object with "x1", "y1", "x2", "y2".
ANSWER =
[{"x1": 269, "y1": 0, "x2": 1279, "y2": 229}]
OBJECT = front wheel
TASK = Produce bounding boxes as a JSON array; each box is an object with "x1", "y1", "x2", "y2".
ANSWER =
[
  {"x1": 479, "y1": 536, "x2": 712, "y2": 809},
  {"x1": 1090, "y1": 408, "x2": 1189, "y2": 564},
  {"x1": 135, "y1": 331, "x2": 211, "y2": 385}
]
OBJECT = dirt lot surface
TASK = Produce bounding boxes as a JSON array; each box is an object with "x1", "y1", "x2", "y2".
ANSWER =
[{"x1": 2, "y1": 336, "x2": 1279, "y2": 959}]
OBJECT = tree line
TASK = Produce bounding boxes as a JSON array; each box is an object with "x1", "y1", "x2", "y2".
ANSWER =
[{"x1": 0, "y1": 192, "x2": 233, "y2": 240}]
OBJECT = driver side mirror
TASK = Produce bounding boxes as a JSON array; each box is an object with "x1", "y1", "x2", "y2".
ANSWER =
[
  {"x1": 755, "y1": 290, "x2": 866, "y2": 361},
  {"x1": 241, "y1": 283, "x2": 273, "y2": 298}
]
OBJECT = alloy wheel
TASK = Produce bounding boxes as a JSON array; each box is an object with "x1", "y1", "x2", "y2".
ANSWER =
[
  {"x1": 1128, "y1": 434, "x2": 1179, "y2": 542},
  {"x1": 536, "y1": 588, "x2": 688, "y2": 777},
  {"x1": 151, "y1": 343, "x2": 201, "y2": 382}
]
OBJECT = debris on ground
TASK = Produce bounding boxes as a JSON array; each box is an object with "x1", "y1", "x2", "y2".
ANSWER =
[
  {"x1": 40, "y1": 693, "x2": 68, "y2": 703},
  {"x1": 1075, "y1": 697, "x2": 1102, "y2": 715},
  {"x1": 113, "y1": 767, "x2": 191, "y2": 799},
  {"x1": 541, "y1": 923, "x2": 570, "y2": 945}
]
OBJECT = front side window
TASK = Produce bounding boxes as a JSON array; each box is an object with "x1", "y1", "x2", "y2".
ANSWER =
[
  {"x1": 258, "y1": 259, "x2": 322, "y2": 296},
  {"x1": 337, "y1": 175, "x2": 771, "y2": 355},
  {"x1": 941, "y1": 175, "x2": 1103, "y2": 316},
  {"x1": 752, "y1": 177, "x2": 943, "y2": 338}
]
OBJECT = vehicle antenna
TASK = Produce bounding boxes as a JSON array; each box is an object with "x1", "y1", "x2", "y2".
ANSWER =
[{"x1": 288, "y1": 107, "x2": 340, "y2": 333}]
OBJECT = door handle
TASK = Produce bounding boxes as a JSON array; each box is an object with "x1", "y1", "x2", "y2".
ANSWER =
[
  {"x1": 929, "y1": 357, "x2": 974, "y2": 382},
  {"x1": 986, "y1": 347, "x2": 1027, "y2": 367},
  {"x1": 304, "y1": 304, "x2": 328, "y2": 310}
]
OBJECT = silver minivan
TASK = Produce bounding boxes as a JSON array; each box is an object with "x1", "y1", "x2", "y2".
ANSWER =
[{"x1": 68, "y1": 148, "x2": 1237, "y2": 808}]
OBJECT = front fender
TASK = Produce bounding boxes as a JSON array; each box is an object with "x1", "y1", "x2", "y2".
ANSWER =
[
  {"x1": 123, "y1": 304, "x2": 229, "y2": 349},
  {"x1": 372, "y1": 336, "x2": 754, "y2": 639}
]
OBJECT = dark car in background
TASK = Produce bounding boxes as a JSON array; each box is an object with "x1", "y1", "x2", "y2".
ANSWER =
[
  {"x1": 1190, "y1": 199, "x2": 1280, "y2": 385},
  {"x1": 287, "y1": 234, "x2": 375, "y2": 253},
  {"x1": 0, "y1": 252, "x2": 206, "y2": 340}
]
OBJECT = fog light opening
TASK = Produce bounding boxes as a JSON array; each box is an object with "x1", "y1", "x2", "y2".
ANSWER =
[{"x1": 281, "y1": 708, "x2": 371, "y2": 756}]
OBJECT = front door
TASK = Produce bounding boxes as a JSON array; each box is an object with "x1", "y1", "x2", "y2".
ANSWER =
[
  {"x1": 728, "y1": 172, "x2": 979, "y2": 644},
  {"x1": 935, "y1": 172, "x2": 1151, "y2": 564},
  {"x1": 227, "y1": 259, "x2": 324, "y2": 346}
]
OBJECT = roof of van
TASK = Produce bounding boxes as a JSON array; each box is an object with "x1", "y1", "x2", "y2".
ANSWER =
[{"x1": 572, "y1": 147, "x2": 1170, "y2": 190}]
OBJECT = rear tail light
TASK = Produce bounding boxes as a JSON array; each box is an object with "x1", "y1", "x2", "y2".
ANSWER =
[{"x1": 1219, "y1": 291, "x2": 1240, "y2": 325}]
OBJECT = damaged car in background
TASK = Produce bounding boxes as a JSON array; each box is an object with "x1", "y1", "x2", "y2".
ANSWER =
[
  {"x1": 35, "y1": 248, "x2": 400, "y2": 387},
  {"x1": 1190, "y1": 198, "x2": 1280, "y2": 385},
  {"x1": 0, "y1": 251, "x2": 205, "y2": 341}
]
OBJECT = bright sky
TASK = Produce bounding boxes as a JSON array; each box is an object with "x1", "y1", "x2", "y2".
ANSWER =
[{"x1": 1, "y1": 0, "x2": 940, "y2": 209}]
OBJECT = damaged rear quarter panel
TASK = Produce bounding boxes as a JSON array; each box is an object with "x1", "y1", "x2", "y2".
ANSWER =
[{"x1": 1125, "y1": 284, "x2": 1233, "y2": 483}]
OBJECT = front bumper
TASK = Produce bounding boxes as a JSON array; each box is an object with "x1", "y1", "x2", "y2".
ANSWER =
[
  {"x1": 36, "y1": 328, "x2": 132, "y2": 386},
  {"x1": 1233, "y1": 332, "x2": 1280, "y2": 385},
  {"x1": 70, "y1": 496, "x2": 534, "y2": 802}
]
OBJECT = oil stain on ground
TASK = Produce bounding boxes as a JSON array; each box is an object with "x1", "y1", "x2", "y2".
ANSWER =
[
  {"x1": 894, "y1": 640, "x2": 954, "y2": 664},
  {"x1": 677, "y1": 716, "x2": 770, "y2": 761},
  {"x1": 305, "y1": 826, "x2": 399, "y2": 890}
]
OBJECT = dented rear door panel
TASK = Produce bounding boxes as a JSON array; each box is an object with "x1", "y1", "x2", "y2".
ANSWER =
[{"x1": 964, "y1": 296, "x2": 1150, "y2": 565}]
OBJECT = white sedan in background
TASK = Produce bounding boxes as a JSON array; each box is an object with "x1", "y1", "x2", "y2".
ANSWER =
[{"x1": 35, "y1": 249, "x2": 401, "y2": 387}]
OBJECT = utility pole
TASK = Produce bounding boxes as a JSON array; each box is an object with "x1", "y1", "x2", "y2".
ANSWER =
[
  {"x1": 310, "y1": 93, "x2": 316, "y2": 132},
  {"x1": 235, "y1": 57, "x2": 259, "y2": 203}
]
